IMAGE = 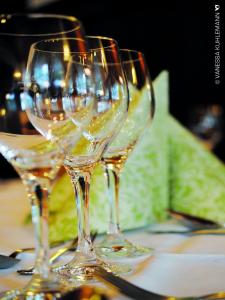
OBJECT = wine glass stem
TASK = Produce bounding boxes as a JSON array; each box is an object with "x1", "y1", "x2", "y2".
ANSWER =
[
  {"x1": 24, "y1": 179, "x2": 51, "y2": 278},
  {"x1": 67, "y1": 168, "x2": 94, "y2": 258},
  {"x1": 104, "y1": 166, "x2": 121, "y2": 235}
]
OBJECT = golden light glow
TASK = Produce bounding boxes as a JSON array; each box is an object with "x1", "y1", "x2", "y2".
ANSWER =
[
  {"x1": 44, "y1": 98, "x2": 50, "y2": 106},
  {"x1": 131, "y1": 64, "x2": 137, "y2": 85},
  {"x1": 100, "y1": 48, "x2": 107, "y2": 70},
  {"x1": 90, "y1": 295, "x2": 101, "y2": 300},
  {"x1": 63, "y1": 42, "x2": 71, "y2": 62},
  {"x1": 0, "y1": 108, "x2": 6, "y2": 116},
  {"x1": 59, "y1": 113, "x2": 64, "y2": 121},
  {"x1": 1, "y1": 18, "x2": 6, "y2": 24},
  {"x1": 13, "y1": 71, "x2": 22, "y2": 79},
  {"x1": 215, "y1": 292, "x2": 225, "y2": 298}
]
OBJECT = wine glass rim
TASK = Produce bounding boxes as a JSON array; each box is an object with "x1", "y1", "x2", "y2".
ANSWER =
[
  {"x1": 69, "y1": 48, "x2": 145, "y2": 66},
  {"x1": 120, "y1": 49, "x2": 146, "y2": 64},
  {"x1": 69, "y1": 48, "x2": 146, "y2": 66},
  {"x1": 87, "y1": 35, "x2": 118, "y2": 50},
  {"x1": 68, "y1": 48, "x2": 143, "y2": 67},
  {"x1": 0, "y1": 13, "x2": 81, "y2": 37},
  {"x1": 31, "y1": 35, "x2": 118, "y2": 54}
]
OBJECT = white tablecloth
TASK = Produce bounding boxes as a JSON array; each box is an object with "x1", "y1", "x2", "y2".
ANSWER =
[{"x1": 1, "y1": 179, "x2": 225, "y2": 298}]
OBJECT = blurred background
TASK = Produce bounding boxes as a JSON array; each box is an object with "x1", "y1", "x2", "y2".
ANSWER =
[{"x1": 0, "y1": 0, "x2": 224, "y2": 178}]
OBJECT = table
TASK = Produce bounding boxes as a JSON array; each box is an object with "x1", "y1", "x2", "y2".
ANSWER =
[{"x1": 1, "y1": 179, "x2": 225, "y2": 298}]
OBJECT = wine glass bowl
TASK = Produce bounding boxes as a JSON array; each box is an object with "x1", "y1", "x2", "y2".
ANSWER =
[
  {"x1": 24, "y1": 37, "x2": 91, "y2": 151},
  {"x1": 64, "y1": 46, "x2": 129, "y2": 165},
  {"x1": 104, "y1": 49, "x2": 154, "y2": 160},
  {"x1": 0, "y1": 14, "x2": 87, "y2": 171}
]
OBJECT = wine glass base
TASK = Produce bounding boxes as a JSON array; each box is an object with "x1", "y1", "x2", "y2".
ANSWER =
[
  {"x1": 0, "y1": 289, "x2": 21, "y2": 300},
  {"x1": 0, "y1": 274, "x2": 68, "y2": 300},
  {"x1": 26, "y1": 273, "x2": 68, "y2": 295},
  {"x1": 95, "y1": 234, "x2": 153, "y2": 260},
  {"x1": 53, "y1": 251, "x2": 132, "y2": 284},
  {"x1": 0, "y1": 290, "x2": 61, "y2": 300}
]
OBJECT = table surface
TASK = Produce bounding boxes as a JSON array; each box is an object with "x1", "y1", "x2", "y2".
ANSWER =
[{"x1": 1, "y1": 179, "x2": 225, "y2": 299}]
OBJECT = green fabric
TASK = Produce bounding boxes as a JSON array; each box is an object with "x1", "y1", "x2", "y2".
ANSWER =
[
  {"x1": 169, "y1": 116, "x2": 225, "y2": 222},
  {"x1": 49, "y1": 71, "x2": 169, "y2": 242}
]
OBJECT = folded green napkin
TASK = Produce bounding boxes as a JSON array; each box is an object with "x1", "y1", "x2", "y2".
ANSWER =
[
  {"x1": 48, "y1": 71, "x2": 225, "y2": 242},
  {"x1": 169, "y1": 116, "x2": 225, "y2": 222}
]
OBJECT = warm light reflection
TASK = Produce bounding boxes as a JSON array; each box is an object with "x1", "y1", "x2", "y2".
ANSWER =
[
  {"x1": 100, "y1": 48, "x2": 107, "y2": 71},
  {"x1": 131, "y1": 64, "x2": 137, "y2": 85},
  {"x1": 0, "y1": 18, "x2": 6, "y2": 24},
  {"x1": 0, "y1": 108, "x2": 6, "y2": 116},
  {"x1": 138, "y1": 52, "x2": 146, "y2": 75},
  {"x1": 63, "y1": 42, "x2": 71, "y2": 61},
  {"x1": 44, "y1": 98, "x2": 50, "y2": 106},
  {"x1": 59, "y1": 113, "x2": 64, "y2": 121},
  {"x1": 13, "y1": 71, "x2": 22, "y2": 79},
  {"x1": 212, "y1": 104, "x2": 223, "y2": 115},
  {"x1": 215, "y1": 292, "x2": 225, "y2": 298}
]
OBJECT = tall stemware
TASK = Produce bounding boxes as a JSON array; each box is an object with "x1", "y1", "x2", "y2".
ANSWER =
[
  {"x1": 0, "y1": 14, "x2": 88, "y2": 298},
  {"x1": 26, "y1": 36, "x2": 129, "y2": 283},
  {"x1": 96, "y1": 49, "x2": 155, "y2": 260}
]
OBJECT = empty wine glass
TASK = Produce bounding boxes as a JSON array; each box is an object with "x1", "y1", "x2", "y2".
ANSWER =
[
  {"x1": 0, "y1": 14, "x2": 87, "y2": 299},
  {"x1": 96, "y1": 49, "x2": 155, "y2": 260},
  {"x1": 26, "y1": 36, "x2": 129, "y2": 283}
]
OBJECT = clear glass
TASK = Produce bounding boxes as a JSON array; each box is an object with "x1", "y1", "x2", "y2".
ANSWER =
[
  {"x1": 96, "y1": 49, "x2": 155, "y2": 260},
  {"x1": 0, "y1": 14, "x2": 87, "y2": 299},
  {"x1": 26, "y1": 36, "x2": 130, "y2": 284}
]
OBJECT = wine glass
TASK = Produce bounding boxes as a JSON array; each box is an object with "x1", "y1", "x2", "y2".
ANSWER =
[
  {"x1": 0, "y1": 14, "x2": 88, "y2": 298},
  {"x1": 96, "y1": 49, "x2": 155, "y2": 260},
  {"x1": 25, "y1": 36, "x2": 130, "y2": 283}
]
